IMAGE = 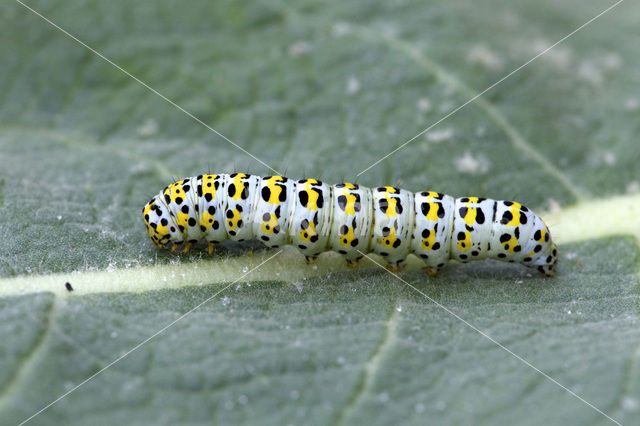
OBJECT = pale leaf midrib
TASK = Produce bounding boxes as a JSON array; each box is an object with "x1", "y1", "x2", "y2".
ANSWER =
[{"x1": 0, "y1": 193, "x2": 638, "y2": 297}]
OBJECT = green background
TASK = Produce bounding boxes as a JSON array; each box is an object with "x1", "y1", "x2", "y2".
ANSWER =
[{"x1": 1, "y1": 0, "x2": 639, "y2": 424}]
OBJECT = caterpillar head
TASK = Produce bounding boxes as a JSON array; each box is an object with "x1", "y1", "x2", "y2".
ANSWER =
[{"x1": 142, "y1": 197, "x2": 172, "y2": 248}]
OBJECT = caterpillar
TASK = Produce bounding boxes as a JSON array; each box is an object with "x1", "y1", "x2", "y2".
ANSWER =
[{"x1": 142, "y1": 173, "x2": 558, "y2": 276}]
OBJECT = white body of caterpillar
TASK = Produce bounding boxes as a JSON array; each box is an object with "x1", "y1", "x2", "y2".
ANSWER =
[{"x1": 143, "y1": 173, "x2": 558, "y2": 275}]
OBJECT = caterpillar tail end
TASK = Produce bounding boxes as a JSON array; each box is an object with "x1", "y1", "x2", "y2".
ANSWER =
[
  {"x1": 536, "y1": 243, "x2": 559, "y2": 277},
  {"x1": 538, "y1": 262, "x2": 557, "y2": 277},
  {"x1": 536, "y1": 259, "x2": 558, "y2": 277},
  {"x1": 537, "y1": 265, "x2": 556, "y2": 277}
]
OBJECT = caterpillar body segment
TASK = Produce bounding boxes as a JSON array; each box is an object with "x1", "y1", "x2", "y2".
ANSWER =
[
  {"x1": 143, "y1": 173, "x2": 558, "y2": 276},
  {"x1": 411, "y1": 191, "x2": 455, "y2": 271},
  {"x1": 330, "y1": 183, "x2": 373, "y2": 265},
  {"x1": 371, "y1": 187, "x2": 414, "y2": 267}
]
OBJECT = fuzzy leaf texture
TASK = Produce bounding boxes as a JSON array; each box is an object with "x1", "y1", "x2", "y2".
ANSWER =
[{"x1": 1, "y1": 0, "x2": 639, "y2": 425}]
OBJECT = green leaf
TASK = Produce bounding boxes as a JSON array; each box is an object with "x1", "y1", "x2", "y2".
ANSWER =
[{"x1": 1, "y1": 0, "x2": 639, "y2": 424}]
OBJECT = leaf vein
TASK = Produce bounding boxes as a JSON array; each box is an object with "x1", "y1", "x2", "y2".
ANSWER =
[
  {"x1": 350, "y1": 25, "x2": 589, "y2": 201},
  {"x1": 0, "y1": 295, "x2": 57, "y2": 415},
  {"x1": 333, "y1": 304, "x2": 400, "y2": 425}
]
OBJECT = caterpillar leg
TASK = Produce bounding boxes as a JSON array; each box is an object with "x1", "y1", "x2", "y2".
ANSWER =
[
  {"x1": 208, "y1": 242, "x2": 215, "y2": 255},
  {"x1": 423, "y1": 266, "x2": 438, "y2": 276},
  {"x1": 171, "y1": 243, "x2": 181, "y2": 253},
  {"x1": 346, "y1": 259, "x2": 359, "y2": 268},
  {"x1": 183, "y1": 242, "x2": 192, "y2": 254},
  {"x1": 345, "y1": 255, "x2": 365, "y2": 268},
  {"x1": 305, "y1": 255, "x2": 318, "y2": 264},
  {"x1": 386, "y1": 261, "x2": 403, "y2": 272}
]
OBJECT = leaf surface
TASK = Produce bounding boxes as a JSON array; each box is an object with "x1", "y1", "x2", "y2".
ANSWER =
[{"x1": 1, "y1": 1, "x2": 639, "y2": 424}]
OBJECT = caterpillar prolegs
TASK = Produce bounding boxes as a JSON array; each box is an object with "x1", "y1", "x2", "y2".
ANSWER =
[{"x1": 142, "y1": 173, "x2": 558, "y2": 276}]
